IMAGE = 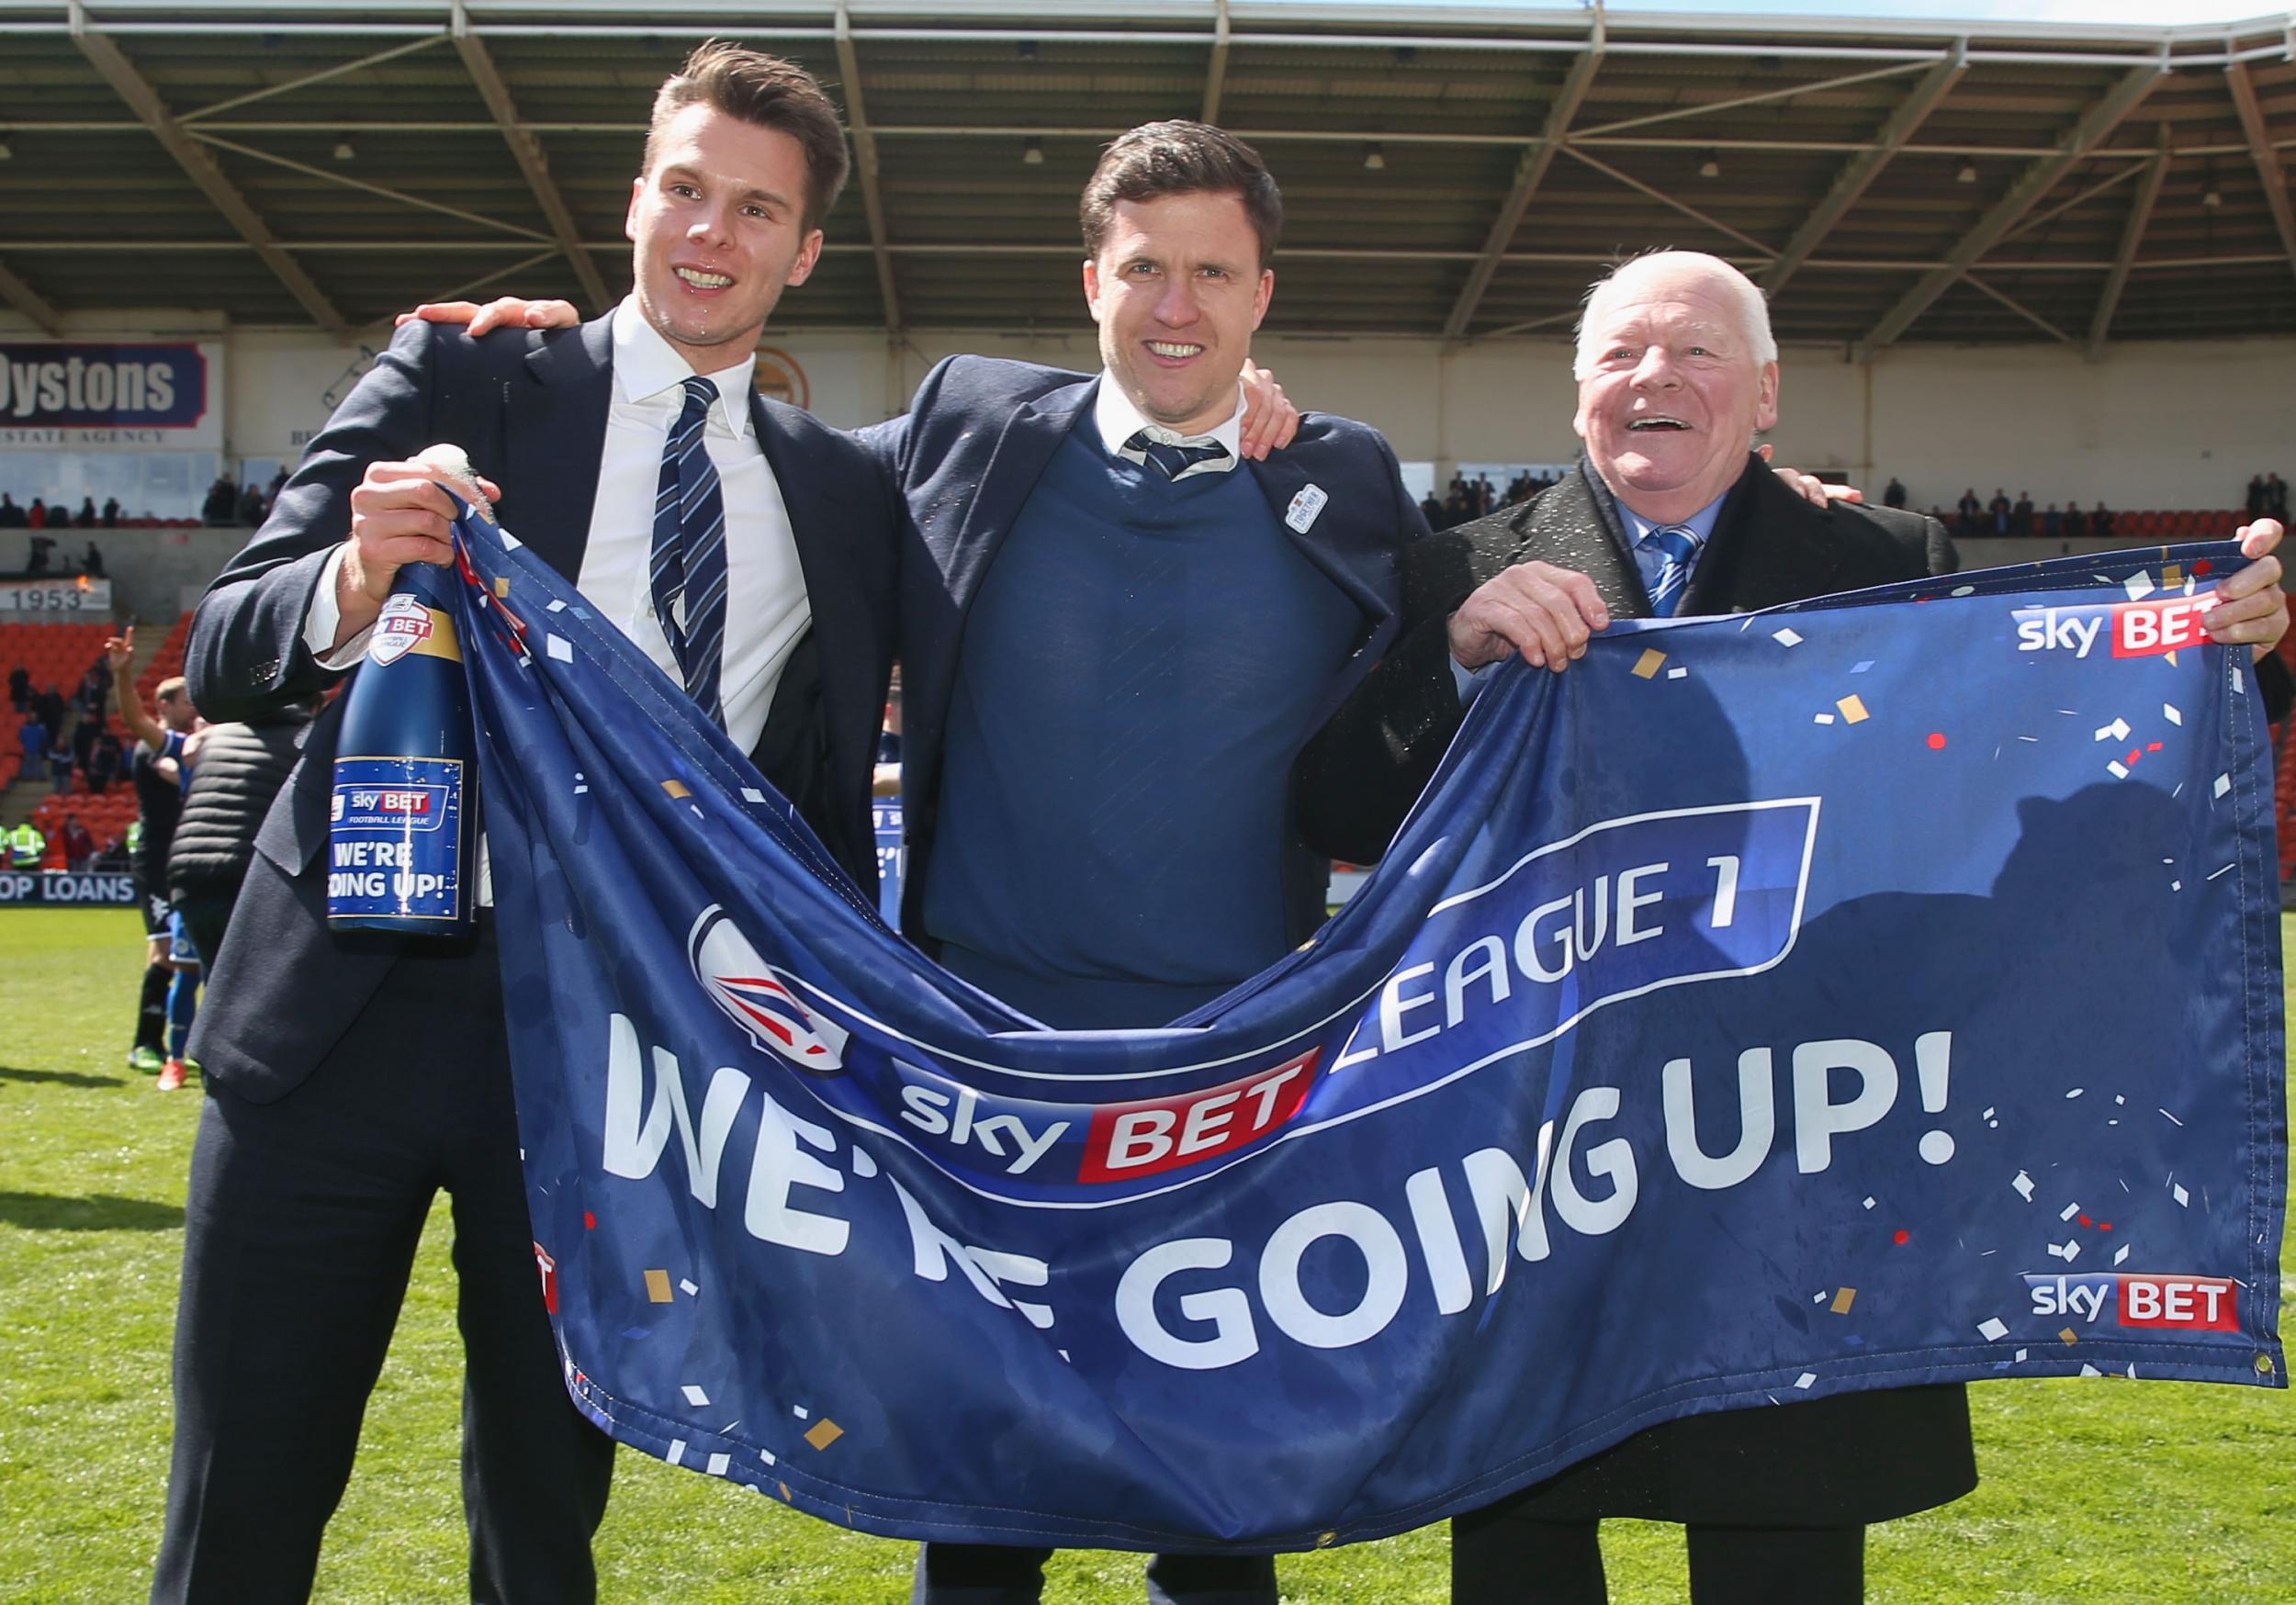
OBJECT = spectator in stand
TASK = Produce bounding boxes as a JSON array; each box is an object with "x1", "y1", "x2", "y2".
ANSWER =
[
  {"x1": 2065, "y1": 502, "x2": 2088, "y2": 540},
  {"x1": 62, "y1": 811, "x2": 95, "y2": 871},
  {"x1": 101, "y1": 497, "x2": 120, "y2": 529},
  {"x1": 2269, "y1": 473, "x2": 2290, "y2": 522},
  {"x1": 6, "y1": 819, "x2": 42, "y2": 870},
  {"x1": 7, "y1": 664, "x2": 28, "y2": 712},
  {"x1": 71, "y1": 701, "x2": 101, "y2": 780},
  {"x1": 2094, "y1": 500, "x2": 2116, "y2": 537},
  {"x1": 83, "y1": 540, "x2": 106, "y2": 578},
  {"x1": 1988, "y1": 487, "x2": 2010, "y2": 533},
  {"x1": 1418, "y1": 490, "x2": 1446, "y2": 531},
  {"x1": 235, "y1": 482, "x2": 266, "y2": 526},
  {"x1": 17, "y1": 710, "x2": 48, "y2": 780},
  {"x1": 31, "y1": 682, "x2": 65, "y2": 738},
  {"x1": 2043, "y1": 502, "x2": 2062, "y2": 539},
  {"x1": 2249, "y1": 474, "x2": 2269, "y2": 517},
  {"x1": 1955, "y1": 488, "x2": 1981, "y2": 534},
  {"x1": 28, "y1": 497, "x2": 48, "y2": 532},
  {"x1": 27, "y1": 533, "x2": 54, "y2": 572},
  {"x1": 0, "y1": 492, "x2": 24, "y2": 527},
  {"x1": 78, "y1": 658, "x2": 109, "y2": 724},
  {"x1": 200, "y1": 476, "x2": 238, "y2": 526},
  {"x1": 1884, "y1": 476, "x2": 1908, "y2": 509},
  {"x1": 74, "y1": 496, "x2": 97, "y2": 529},
  {"x1": 111, "y1": 629, "x2": 201, "y2": 1077},
  {"x1": 88, "y1": 729, "x2": 124, "y2": 794},
  {"x1": 2009, "y1": 489, "x2": 2033, "y2": 535},
  {"x1": 48, "y1": 727, "x2": 73, "y2": 794}
]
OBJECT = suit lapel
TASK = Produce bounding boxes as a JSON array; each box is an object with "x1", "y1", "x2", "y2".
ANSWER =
[
  {"x1": 1523, "y1": 463, "x2": 1651, "y2": 618},
  {"x1": 749, "y1": 393, "x2": 845, "y2": 622},
  {"x1": 1245, "y1": 446, "x2": 1390, "y2": 627},
  {"x1": 506, "y1": 312, "x2": 615, "y2": 580},
  {"x1": 942, "y1": 377, "x2": 1095, "y2": 615},
  {"x1": 1686, "y1": 458, "x2": 1845, "y2": 613}
]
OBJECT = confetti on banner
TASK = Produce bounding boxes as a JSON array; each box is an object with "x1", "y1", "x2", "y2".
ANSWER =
[
  {"x1": 2060, "y1": 1202, "x2": 2082, "y2": 1221},
  {"x1": 2114, "y1": 1245, "x2": 2131, "y2": 1266},
  {"x1": 2164, "y1": 703, "x2": 2183, "y2": 726},
  {"x1": 708, "y1": 1452, "x2": 731, "y2": 1476},
  {"x1": 2173, "y1": 1184, "x2": 2191, "y2": 1207},
  {"x1": 1795, "y1": 1373, "x2": 1818, "y2": 1389},
  {"x1": 1851, "y1": 660, "x2": 1874, "y2": 673},
  {"x1": 682, "y1": 1385, "x2": 711, "y2": 1408},
  {"x1": 1773, "y1": 627, "x2": 1804, "y2": 647},
  {"x1": 2096, "y1": 718, "x2": 2131, "y2": 743},
  {"x1": 493, "y1": 577, "x2": 512, "y2": 598},
  {"x1": 2061, "y1": 1329, "x2": 2081, "y2": 1345},
  {"x1": 2163, "y1": 564, "x2": 2184, "y2": 586},
  {"x1": 546, "y1": 634, "x2": 574, "y2": 663},
  {"x1": 1950, "y1": 585, "x2": 1975, "y2": 597},
  {"x1": 663, "y1": 780, "x2": 692, "y2": 800},
  {"x1": 1978, "y1": 1318, "x2": 2009, "y2": 1341},
  {"x1": 793, "y1": 1406, "x2": 809, "y2": 1420},
  {"x1": 681, "y1": 1278, "x2": 700, "y2": 1296},
  {"x1": 644, "y1": 1269, "x2": 674, "y2": 1303},
  {"x1": 1632, "y1": 649, "x2": 1666, "y2": 679},
  {"x1": 1863, "y1": 1196, "x2": 1877, "y2": 1210},
  {"x1": 2107, "y1": 761, "x2": 2129, "y2": 780},
  {"x1": 546, "y1": 598, "x2": 567, "y2": 613},
  {"x1": 2213, "y1": 773, "x2": 2233, "y2": 799},
  {"x1": 2012, "y1": 1171, "x2": 2037, "y2": 1201},
  {"x1": 668, "y1": 1440, "x2": 686, "y2": 1465},
  {"x1": 1830, "y1": 1287, "x2": 1858, "y2": 1315},
  {"x1": 2015, "y1": 1349, "x2": 2029, "y2": 1362},
  {"x1": 2080, "y1": 1363, "x2": 2105, "y2": 1377},
  {"x1": 2124, "y1": 571, "x2": 2156, "y2": 601},
  {"x1": 1667, "y1": 667, "x2": 1689, "y2": 680},
  {"x1": 1837, "y1": 695, "x2": 1870, "y2": 724},
  {"x1": 740, "y1": 787, "x2": 767, "y2": 803},
  {"x1": 805, "y1": 1419, "x2": 846, "y2": 1451},
  {"x1": 2066, "y1": 1088, "x2": 2085, "y2": 1099},
  {"x1": 1814, "y1": 713, "x2": 1837, "y2": 725}
]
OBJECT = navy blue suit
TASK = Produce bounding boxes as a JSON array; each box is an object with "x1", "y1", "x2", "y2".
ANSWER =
[
  {"x1": 870, "y1": 355, "x2": 1426, "y2": 954},
  {"x1": 155, "y1": 315, "x2": 898, "y2": 1605}
]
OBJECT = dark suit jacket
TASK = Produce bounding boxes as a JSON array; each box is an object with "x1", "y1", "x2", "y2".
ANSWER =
[
  {"x1": 1296, "y1": 454, "x2": 1980, "y2": 1525},
  {"x1": 863, "y1": 354, "x2": 1429, "y2": 953},
  {"x1": 186, "y1": 315, "x2": 899, "y2": 1102},
  {"x1": 1299, "y1": 455, "x2": 1958, "y2": 869}
]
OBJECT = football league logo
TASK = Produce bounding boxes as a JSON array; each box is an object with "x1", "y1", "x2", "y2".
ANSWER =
[
  {"x1": 687, "y1": 905, "x2": 850, "y2": 1075},
  {"x1": 368, "y1": 592, "x2": 434, "y2": 666}
]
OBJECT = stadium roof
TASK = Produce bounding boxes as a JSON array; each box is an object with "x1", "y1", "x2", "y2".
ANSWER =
[{"x1": 1, "y1": 2, "x2": 2291, "y2": 351}]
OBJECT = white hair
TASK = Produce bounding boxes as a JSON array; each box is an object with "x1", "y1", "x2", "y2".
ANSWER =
[{"x1": 1572, "y1": 249, "x2": 1777, "y2": 379}]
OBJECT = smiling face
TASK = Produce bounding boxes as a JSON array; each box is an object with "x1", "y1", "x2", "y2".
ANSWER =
[
  {"x1": 625, "y1": 101, "x2": 822, "y2": 372},
  {"x1": 1572, "y1": 258, "x2": 1780, "y2": 524},
  {"x1": 1083, "y1": 191, "x2": 1273, "y2": 435}
]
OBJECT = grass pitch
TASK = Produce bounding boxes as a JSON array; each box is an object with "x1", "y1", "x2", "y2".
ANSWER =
[{"x1": 1, "y1": 907, "x2": 2290, "y2": 1603}]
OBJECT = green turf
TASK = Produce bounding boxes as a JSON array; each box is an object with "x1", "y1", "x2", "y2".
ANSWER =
[{"x1": 0, "y1": 907, "x2": 2289, "y2": 1602}]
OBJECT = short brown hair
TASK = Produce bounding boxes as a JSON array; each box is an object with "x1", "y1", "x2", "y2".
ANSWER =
[
  {"x1": 645, "y1": 41, "x2": 851, "y2": 233},
  {"x1": 1079, "y1": 121, "x2": 1283, "y2": 269}
]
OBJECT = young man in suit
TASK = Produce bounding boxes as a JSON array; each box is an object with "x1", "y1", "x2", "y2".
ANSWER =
[
  {"x1": 151, "y1": 46, "x2": 898, "y2": 1605},
  {"x1": 1293, "y1": 249, "x2": 2288, "y2": 1605}
]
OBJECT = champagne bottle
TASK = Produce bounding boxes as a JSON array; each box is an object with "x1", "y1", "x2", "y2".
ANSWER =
[{"x1": 326, "y1": 446, "x2": 485, "y2": 936}]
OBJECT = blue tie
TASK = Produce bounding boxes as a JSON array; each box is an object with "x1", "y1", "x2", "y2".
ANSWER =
[
  {"x1": 1645, "y1": 523, "x2": 1704, "y2": 617},
  {"x1": 1123, "y1": 428, "x2": 1231, "y2": 481},
  {"x1": 649, "y1": 376, "x2": 728, "y2": 724}
]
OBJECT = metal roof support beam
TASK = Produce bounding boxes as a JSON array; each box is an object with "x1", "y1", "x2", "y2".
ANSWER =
[
  {"x1": 1962, "y1": 275, "x2": 2076, "y2": 345},
  {"x1": 835, "y1": 5, "x2": 902, "y2": 331},
  {"x1": 1858, "y1": 61, "x2": 2160, "y2": 356},
  {"x1": 2225, "y1": 60, "x2": 2296, "y2": 285},
  {"x1": 1556, "y1": 144, "x2": 1777, "y2": 258},
  {"x1": 451, "y1": 3, "x2": 613, "y2": 315},
  {"x1": 181, "y1": 36, "x2": 448, "y2": 125},
  {"x1": 1202, "y1": 0, "x2": 1231, "y2": 123},
  {"x1": 1762, "y1": 43, "x2": 1964, "y2": 297},
  {"x1": 1996, "y1": 159, "x2": 2144, "y2": 245},
  {"x1": 68, "y1": 0, "x2": 351, "y2": 337},
  {"x1": 186, "y1": 131, "x2": 555, "y2": 241},
  {"x1": 1570, "y1": 59, "x2": 1931, "y2": 142},
  {"x1": 2086, "y1": 129, "x2": 2170, "y2": 359},
  {"x1": 0, "y1": 260, "x2": 64, "y2": 337},
  {"x1": 1442, "y1": 28, "x2": 1604, "y2": 340}
]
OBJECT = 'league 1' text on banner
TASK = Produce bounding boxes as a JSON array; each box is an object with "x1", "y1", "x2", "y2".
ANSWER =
[{"x1": 440, "y1": 510, "x2": 2286, "y2": 1554}]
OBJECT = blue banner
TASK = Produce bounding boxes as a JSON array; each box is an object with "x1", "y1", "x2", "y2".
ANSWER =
[{"x1": 451, "y1": 517, "x2": 2286, "y2": 1552}]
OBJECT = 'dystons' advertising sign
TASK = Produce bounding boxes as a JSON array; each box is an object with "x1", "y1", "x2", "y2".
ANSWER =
[{"x1": 0, "y1": 342, "x2": 220, "y2": 450}]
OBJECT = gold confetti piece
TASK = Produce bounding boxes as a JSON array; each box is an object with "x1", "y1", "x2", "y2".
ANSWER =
[
  {"x1": 778, "y1": 1480, "x2": 793, "y2": 1500},
  {"x1": 1829, "y1": 1287, "x2": 1857, "y2": 1315},
  {"x1": 494, "y1": 577, "x2": 512, "y2": 598},
  {"x1": 2060, "y1": 1327, "x2": 2080, "y2": 1345},
  {"x1": 1836, "y1": 695, "x2": 1870, "y2": 724},
  {"x1": 644, "y1": 1269, "x2": 674, "y2": 1303},
  {"x1": 662, "y1": 780, "x2": 692, "y2": 800},
  {"x1": 1317, "y1": 1532, "x2": 1338, "y2": 1548},
  {"x1": 805, "y1": 1419, "x2": 845, "y2": 1451},
  {"x1": 1631, "y1": 648, "x2": 1666, "y2": 679},
  {"x1": 2162, "y1": 564, "x2": 2183, "y2": 586}
]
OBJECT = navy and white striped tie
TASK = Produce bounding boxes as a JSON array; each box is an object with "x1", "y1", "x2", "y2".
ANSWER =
[
  {"x1": 1645, "y1": 523, "x2": 1705, "y2": 617},
  {"x1": 648, "y1": 376, "x2": 728, "y2": 724},
  {"x1": 1123, "y1": 428, "x2": 1231, "y2": 481}
]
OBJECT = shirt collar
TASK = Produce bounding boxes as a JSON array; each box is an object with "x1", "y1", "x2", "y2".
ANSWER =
[
  {"x1": 1621, "y1": 488, "x2": 1729, "y2": 547},
  {"x1": 1090, "y1": 371, "x2": 1244, "y2": 470},
  {"x1": 610, "y1": 296, "x2": 755, "y2": 441}
]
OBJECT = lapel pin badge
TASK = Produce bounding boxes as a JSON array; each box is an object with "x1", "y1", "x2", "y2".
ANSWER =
[{"x1": 1286, "y1": 483, "x2": 1329, "y2": 533}]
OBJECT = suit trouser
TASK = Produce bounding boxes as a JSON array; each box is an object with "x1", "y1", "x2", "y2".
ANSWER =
[
  {"x1": 150, "y1": 929, "x2": 613, "y2": 1605},
  {"x1": 914, "y1": 1543, "x2": 1277, "y2": 1605},
  {"x1": 1450, "y1": 1509, "x2": 1864, "y2": 1605}
]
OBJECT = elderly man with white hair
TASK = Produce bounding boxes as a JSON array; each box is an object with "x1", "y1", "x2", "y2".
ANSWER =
[{"x1": 1294, "y1": 249, "x2": 2290, "y2": 1604}]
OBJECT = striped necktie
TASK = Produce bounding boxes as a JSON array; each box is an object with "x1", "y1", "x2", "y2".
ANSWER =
[
  {"x1": 1122, "y1": 428, "x2": 1232, "y2": 481},
  {"x1": 648, "y1": 376, "x2": 728, "y2": 724},
  {"x1": 1644, "y1": 523, "x2": 1705, "y2": 617}
]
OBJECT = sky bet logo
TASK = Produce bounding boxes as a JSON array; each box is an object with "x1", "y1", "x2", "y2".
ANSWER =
[
  {"x1": 2013, "y1": 593, "x2": 2216, "y2": 660},
  {"x1": 2025, "y1": 1273, "x2": 2240, "y2": 1330}
]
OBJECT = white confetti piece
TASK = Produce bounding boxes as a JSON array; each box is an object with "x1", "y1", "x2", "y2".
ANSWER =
[
  {"x1": 2065, "y1": 1088, "x2": 2084, "y2": 1099},
  {"x1": 546, "y1": 634, "x2": 574, "y2": 663},
  {"x1": 2080, "y1": 1363, "x2": 2104, "y2": 1377},
  {"x1": 1773, "y1": 627, "x2": 1804, "y2": 647},
  {"x1": 2163, "y1": 702, "x2": 2182, "y2": 726},
  {"x1": 2106, "y1": 761, "x2": 2129, "y2": 779},
  {"x1": 2059, "y1": 1240, "x2": 2082, "y2": 1263},
  {"x1": 2126, "y1": 1363, "x2": 2138, "y2": 1380},
  {"x1": 681, "y1": 1385, "x2": 711, "y2": 1408},
  {"x1": 2012, "y1": 1171, "x2": 2036, "y2": 1201},
  {"x1": 1794, "y1": 1373, "x2": 1818, "y2": 1389},
  {"x1": 760, "y1": 1449, "x2": 776, "y2": 1466},
  {"x1": 1863, "y1": 1196, "x2": 1877, "y2": 1210},
  {"x1": 1667, "y1": 666, "x2": 1688, "y2": 679},
  {"x1": 668, "y1": 1440, "x2": 687, "y2": 1465},
  {"x1": 2159, "y1": 1107, "x2": 2184, "y2": 1127},
  {"x1": 680, "y1": 1278, "x2": 699, "y2": 1296},
  {"x1": 2017, "y1": 735, "x2": 2039, "y2": 743},
  {"x1": 1978, "y1": 1318, "x2": 2009, "y2": 1341},
  {"x1": 2060, "y1": 1202, "x2": 2082, "y2": 1221},
  {"x1": 1982, "y1": 1106, "x2": 1996, "y2": 1119},
  {"x1": 2213, "y1": 773, "x2": 2232, "y2": 798},
  {"x1": 706, "y1": 1452, "x2": 731, "y2": 1476},
  {"x1": 2015, "y1": 1348, "x2": 2029, "y2": 1362},
  {"x1": 2173, "y1": 1184, "x2": 2190, "y2": 1207},
  {"x1": 546, "y1": 598, "x2": 568, "y2": 613},
  {"x1": 1813, "y1": 1292, "x2": 1828, "y2": 1304},
  {"x1": 2171, "y1": 881, "x2": 2182, "y2": 892},
  {"x1": 2114, "y1": 1244, "x2": 2131, "y2": 1266},
  {"x1": 740, "y1": 786, "x2": 767, "y2": 802},
  {"x1": 2123, "y1": 571, "x2": 2156, "y2": 601},
  {"x1": 2095, "y1": 717, "x2": 2131, "y2": 743},
  {"x1": 2232, "y1": 662, "x2": 2246, "y2": 693},
  {"x1": 1950, "y1": 584, "x2": 1975, "y2": 597},
  {"x1": 1851, "y1": 660, "x2": 1874, "y2": 673},
  {"x1": 1814, "y1": 713, "x2": 1837, "y2": 724},
  {"x1": 2208, "y1": 863, "x2": 2235, "y2": 881},
  {"x1": 500, "y1": 529, "x2": 523, "y2": 551},
  {"x1": 793, "y1": 1405, "x2": 809, "y2": 1420},
  {"x1": 1058, "y1": 1350, "x2": 1072, "y2": 1362}
]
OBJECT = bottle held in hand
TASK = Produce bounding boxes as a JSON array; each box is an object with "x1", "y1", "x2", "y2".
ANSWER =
[{"x1": 327, "y1": 446, "x2": 488, "y2": 936}]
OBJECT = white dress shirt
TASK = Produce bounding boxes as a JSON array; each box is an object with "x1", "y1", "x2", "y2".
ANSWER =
[
  {"x1": 302, "y1": 297, "x2": 813, "y2": 900},
  {"x1": 1090, "y1": 373, "x2": 1244, "y2": 477}
]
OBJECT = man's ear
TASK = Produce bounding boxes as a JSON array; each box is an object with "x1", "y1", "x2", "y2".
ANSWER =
[
  {"x1": 1755, "y1": 362, "x2": 1781, "y2": 432},
  {"x1": 1082, "y1": 257, "x2": 1106, "y2": 324}
]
